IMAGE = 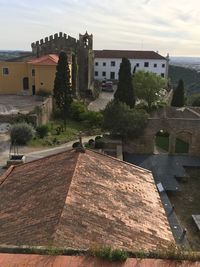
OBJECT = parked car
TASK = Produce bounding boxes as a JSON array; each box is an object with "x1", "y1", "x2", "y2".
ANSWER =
[{"x1": 101, "y1": 81, "x2": 114, "y2": 92}]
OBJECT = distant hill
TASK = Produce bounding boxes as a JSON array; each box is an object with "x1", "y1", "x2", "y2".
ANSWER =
[
  {"x1": 168, "y1": 65, "x2": 200, "y2": 95},
  {"x1": 0, "y1": 50, "x2": 32, "y2": 61},
  {"x1": 170, "y1": 56, "x2": 200, "y2": 72}
]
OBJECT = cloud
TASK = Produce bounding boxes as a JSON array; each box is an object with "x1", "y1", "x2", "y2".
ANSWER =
[{"x1": 1, "y1": 0, "x2": 200, "y2": 55}]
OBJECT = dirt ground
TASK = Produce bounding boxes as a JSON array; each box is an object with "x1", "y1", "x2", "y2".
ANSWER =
[
  {"x1": 0, "y1": 95, "x2": 44, "y2": 114},
  {"x1": 168, "y1": 167, "x2": 200, "y2": 250}
]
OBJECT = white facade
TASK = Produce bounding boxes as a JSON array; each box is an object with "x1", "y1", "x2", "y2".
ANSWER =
[{"x1": 94, "y1": 57, "x2": 168, "y2": 81}]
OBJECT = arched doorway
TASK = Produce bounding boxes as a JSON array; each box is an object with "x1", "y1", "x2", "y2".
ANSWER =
[
  {"x1": 154, "y1": 130, "x2": 170, "y2": 154},
  {"x1": 23, "y1": 77, "x2": 29, "y2": 90},
  {"x1": 175, "y1": 132, "x2": 191, "y2": 153}
]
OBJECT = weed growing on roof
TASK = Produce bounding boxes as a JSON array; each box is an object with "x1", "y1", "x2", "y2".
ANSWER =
[{"x1": 89, "y1": 246, "x2": 128, "y2": 262}]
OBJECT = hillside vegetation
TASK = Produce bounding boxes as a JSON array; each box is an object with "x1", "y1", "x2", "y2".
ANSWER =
[{"x1": 169, "y1": 65, "x2": 200, "y2": 95}]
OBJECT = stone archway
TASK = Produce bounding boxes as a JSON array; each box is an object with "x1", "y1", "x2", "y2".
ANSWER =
[
  {"x1": 154, "y1": 130, "x2": 170, "y2": 154},
  {"x1": 175, "y1": 131, "x2": 192, "y2": 154}
]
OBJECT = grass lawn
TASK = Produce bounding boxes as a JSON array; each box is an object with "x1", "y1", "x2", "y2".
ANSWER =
[
  {"x1": 168, "y1": 168, "x2": 200, "y2": 250},
  {"x1": 28, "y1": 119, "x2": 101, "y2": 147},
  {"x1": 155, "y1": 136, "x2": 169, "y2": 152},
  {"x1": 175, "y1": 138, "x2": 189, "y2": 153},
  {"x1": 155, "y1": 136, "x2": 189, "y2": 153}
]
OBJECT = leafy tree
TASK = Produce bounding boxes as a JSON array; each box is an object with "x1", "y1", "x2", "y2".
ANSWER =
[
  {"x1": 191, "y1": 95, "x2": 200, "y2": 106},
  {"x1": 133, "y1": 70, "x2": 166, "y2": 111},
  {"x1": 114, "y1": 57, "x2": 135, "y2": 108},
  {"x1": 171, "y1": 79, "x2": 185, "y2": 107},
  {"x1": 53, "y1": 51, "x2": 73, "y2": 126},
  {"x1": 103, "y1": 100, "x2": 148, "y2": 139}
]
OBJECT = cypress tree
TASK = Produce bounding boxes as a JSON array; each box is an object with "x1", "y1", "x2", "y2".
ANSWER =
[
  {"x1": 114, "y1": 57, "x2": 135, "y2": 108},
  {"x1": 171, "y1": 79, "x2": 185, "y2": 107},
  {"x1": 53, "y1": 51, "x2": 72, "y2": 126}
]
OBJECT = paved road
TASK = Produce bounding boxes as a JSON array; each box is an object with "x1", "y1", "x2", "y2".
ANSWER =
[
  {"x1": 25, "y1": 136, "x2": 96, "y2": 162},
  {"x1": 0, "y1": 135, "x2": 97, "y2": 175},
  {"x1": 88, "y1": 87, "x2": 116, "y2": 112}
]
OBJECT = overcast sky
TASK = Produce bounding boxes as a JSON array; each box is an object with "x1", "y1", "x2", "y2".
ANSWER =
[{"x1": 1, "y1": 0, "x2": 200, "y2": 56}]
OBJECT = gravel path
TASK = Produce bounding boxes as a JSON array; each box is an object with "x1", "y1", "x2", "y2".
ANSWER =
[{"x1": 88, "y1": 87, "x2": 116, "y2": 112}]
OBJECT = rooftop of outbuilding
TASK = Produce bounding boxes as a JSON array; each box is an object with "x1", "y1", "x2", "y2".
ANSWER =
[{"x1": 0, "y1": 149, "x2": 174, "y2": 250}]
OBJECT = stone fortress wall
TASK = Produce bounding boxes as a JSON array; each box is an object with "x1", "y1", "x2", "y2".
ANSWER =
[
  {"x1": 123, "y1": 107, "x2": 200, "y2": 156},
  {"x1": 31, "y1": 31, "x2": 94, "y2": 97}
]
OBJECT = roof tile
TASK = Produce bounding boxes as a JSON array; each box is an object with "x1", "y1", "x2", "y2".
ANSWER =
[
  {"x1": 0, "y1": 149, "x2": 174, "y2": 250},
  {"x1": 94, "y1": 50, "x2": 166, "y2": 60}
]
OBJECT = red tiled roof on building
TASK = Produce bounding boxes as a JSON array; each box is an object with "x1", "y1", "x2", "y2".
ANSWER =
[
  {"x1": 94, "y1": 50, "x2": 166, "y2": 60},
  {"x1": 0, "y1": 149, "x2": 174, "y2": 251},
  {"x1": 28, "y1": 54, "x2": 59, "y2": 65}
]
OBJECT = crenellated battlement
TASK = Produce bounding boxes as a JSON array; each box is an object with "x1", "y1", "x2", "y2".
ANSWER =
[
  {"x1": 31, "y1": 32, "x2": 82, "y2": 56},
  {"x1": 31, "y1": 31, "x2": 94, "y2": 97}
]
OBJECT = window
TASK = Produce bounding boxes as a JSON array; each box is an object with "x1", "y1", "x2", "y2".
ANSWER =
[
  {"x1": 154, "y1": 63, "x2": 157, "y2": 68},
  {"x1": 136, "y1": 63, "x2": 140, "y2": 67},
  {"x1": 102, "y1": 71, "x2": 106, "y2": 77},
  {"x1": 162, "y1": 63, "x2": 165, "y2": 68},
  {"x1": 95, "y1": 62, "x2": 99, "y2": 66},
  {"x1": 2, "y1": 67, "x2": 9, "y2": 75},
  {"x1": 161, "y1": 73, "x2": 165, "y2": 78},
  {"x1": 144, "y1": 62, "x2": 149, "y2": 67},
  {"x1": 103, "y1": 62, "x2": 106, "y2": 66},
  {"x1": 32, "y1": 69, "x2": 35, "y2": 76},
  {"x1": 95, "y1": 71, "x2": 98, "y2": 76},
  {"x1": 110, "y1": 72, "x2": 115, "y2": 79},
  {"x1": 111, "y1": 61, "x2": 115, "y2": 66}
]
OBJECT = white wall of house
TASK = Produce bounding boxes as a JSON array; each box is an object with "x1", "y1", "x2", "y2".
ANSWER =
[{"x1": 94, "y1": 58, "x2": 168, "y2": 81}]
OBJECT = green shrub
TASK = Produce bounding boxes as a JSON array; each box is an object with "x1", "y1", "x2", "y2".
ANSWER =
[
  {"x1": 36, "y1": 89, "x2": 51, "y2": 97},
  {"x1": 90, "y1": 246, "x2": 128, "y2": 262},
  {"x1": 36, "y1": 125, "x2": 49, "y2": 139},
  {"x1": 70, "y1": 101, "x2": 86, "y2": 121},
  {"x1": 95, "y1": 135, "x2": 102, "y2": 141},
  {"x1": 103, "y1": 100, "x2": 148, "y2": 139},
  {"x1": 80, "y1": 111, "x2": 103, "y2": 127},
  {"x1": 110, "y1": 249, "x2": 128, "y2": 261},
  {"x1": 10, "y1": 123, "x2": 34, "y2": 145},
  {"x1": 51, "y1": 109, "x2": 62, "y2": 120},
  {"x1": 72, "y1": 142, "x2": 80, "y2": 148},
  {"x1": 192, "y1": 96, "x2": 200, "y2": 106},
  {"x1": 12, "y1": 113, "x2": 36, "y2": 127},
  {"x1": 88, "y1": 139, "x2": 95, "y2": 147},
  {"x1": 95, "y1": 137, "x2": 104, "y2": 149}
]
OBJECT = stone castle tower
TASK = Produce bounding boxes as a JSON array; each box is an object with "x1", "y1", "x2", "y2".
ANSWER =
[{"x1": 31, "y1": 31, "x2": 94, "y2": 97}]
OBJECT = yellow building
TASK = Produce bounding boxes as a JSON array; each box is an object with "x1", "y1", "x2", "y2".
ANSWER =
[{"x1": 0, "y1": 54, "x2": 71, "y2": 95}]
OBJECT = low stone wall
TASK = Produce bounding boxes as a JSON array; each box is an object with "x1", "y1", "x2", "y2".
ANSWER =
[
  {"x1": 36, "y1": 96, "x2": 53, "y2": 125},
  {"x1": 0, "y1": 97, "x2": 52, "y2": 127}
]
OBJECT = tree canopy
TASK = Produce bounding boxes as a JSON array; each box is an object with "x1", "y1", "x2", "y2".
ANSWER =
[
  {"x1": 53, "y1": 51, "x2": 73, "y2": 125},
  {"x1": 102, "y1": 100, "x2": 148, "y2": 139},
  {"x1": 114, "y1": 57, "x2": 135, "y2": 108},
  {"x1": 171, "y1": 79, "x2": 185, "y2": 107},
  {"x1": 133, "y1": 70, "x2": 166, "y2": 111}
]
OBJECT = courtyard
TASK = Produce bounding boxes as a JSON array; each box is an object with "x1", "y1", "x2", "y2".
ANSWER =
[
  {"x1": 169, "y1": 167, "x2": 200, "y2": 250},
  {"x1": 0, "y1": 94, "x2": 44, "y2": 114}
]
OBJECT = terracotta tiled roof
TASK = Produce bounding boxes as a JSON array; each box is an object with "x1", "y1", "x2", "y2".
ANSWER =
[
  {"x1": 28, "y1": 54, "x2": 59, "y2": 65},
  {"x1": 0, "y1": 149, "x2": 174, "y2": 250},
  {"x1": 0, "y1": 254, "x2": 199, "y2": 267},
  {"x1": 94, "y1": 50, "x2": 166, "y2": 60}
]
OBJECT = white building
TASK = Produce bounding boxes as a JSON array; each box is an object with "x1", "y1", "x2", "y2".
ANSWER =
[{"x1": 94, "y1": 50, "x2": 169, "y2": 81}]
